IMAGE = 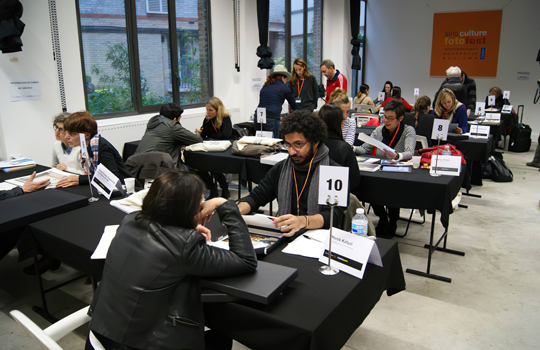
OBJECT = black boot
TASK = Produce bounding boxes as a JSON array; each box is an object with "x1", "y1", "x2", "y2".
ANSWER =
[
  {"x1": 385, "y1": 207, "x2": 400, "y2": 238},
  {"x1": 372, "y1": 205, "x2": 388, "y2": 237},
  {"x1": 214, "y1": 173, "x2": 230, "y2": 199},
  {"x1": 207, "y1": 183, "x2": 219, "y2": 199}
]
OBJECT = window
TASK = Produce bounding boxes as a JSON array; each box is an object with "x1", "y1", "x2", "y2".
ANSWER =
[
  {"x1": 269, "y1": 0, "x2": 322, "y2": 84},
  {"x1": 77, "y1": 0, "x2": 212, "y2": 117}
]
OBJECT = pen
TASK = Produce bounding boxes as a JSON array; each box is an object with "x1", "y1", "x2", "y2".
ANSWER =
[{"x1": 303, "y1": 235, "x2": 322, "y2": 243}]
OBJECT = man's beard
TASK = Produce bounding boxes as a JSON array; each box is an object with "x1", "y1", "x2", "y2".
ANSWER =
[{"x1": 292, "y1": 144, "x2": 315, "y2": 166}]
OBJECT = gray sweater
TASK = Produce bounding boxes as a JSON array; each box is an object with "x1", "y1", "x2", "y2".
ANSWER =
[{"x1": 354, "y1": 124, "x2": 416, "y2": 161}]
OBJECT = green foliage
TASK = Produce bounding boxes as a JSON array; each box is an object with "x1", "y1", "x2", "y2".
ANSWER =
[
  {"x1": 274, "y1": 55, "x2": 286, "y2": 66},
  {"x1": 178, "y1": 32, "x2": 204, "y2": 104}
]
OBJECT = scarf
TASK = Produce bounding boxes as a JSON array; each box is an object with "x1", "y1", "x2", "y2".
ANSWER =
[
  {"x1": 277, "y1": 143, "x2": 330, "y2": 216},
  {"x1": 381, "y1": 121, "x2": 405, "y2": 149},
  {"x1": 61, "y1": 142, "x2": 72, "y2": 155},
  {"x1": 81, "y1": 134, "x2": 100, "y2": 175}
]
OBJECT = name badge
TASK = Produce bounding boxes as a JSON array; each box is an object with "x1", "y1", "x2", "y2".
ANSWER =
[{"x1": 295, "y1": 98, "x2": 301, "y2": 104}]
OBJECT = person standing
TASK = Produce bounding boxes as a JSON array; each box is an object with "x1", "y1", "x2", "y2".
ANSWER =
[
  {"x1": 461, "y1": 70, "x2": 477, "y2": 116},
  {"x1": 433, "y1": 66, "x2": 468, "y2": 110},
  {"x1": 320, "y1": 59, "x2": 347, "y2": 104},
  {"x1": 254, "y1": 65, "x2": 297, "y2": 138},
  {"x1": 195, "y1": 97, "x2": 233, "y2": 198},
  {"x1": 288, "y1": 58, "x2": 319, "y2": 111}
]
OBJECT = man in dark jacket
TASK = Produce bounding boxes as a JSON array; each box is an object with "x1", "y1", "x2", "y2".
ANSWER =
[
  {"x1": 461, "y1": 70, "x2": 477, "y2": 115},
  {"x1": 135, "y1": 103, "x2": 202, "y2": 165},
  {"x1": 433, "y1": 66, "x2": 468, "y2": 110},
  {"x1": 0, "y1": 171, "x2": 49, "y2": 200}
]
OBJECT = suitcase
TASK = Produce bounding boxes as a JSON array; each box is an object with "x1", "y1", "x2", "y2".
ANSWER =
[{"x1": 509, "y1": 105, "x2": 532, "y2": 152}]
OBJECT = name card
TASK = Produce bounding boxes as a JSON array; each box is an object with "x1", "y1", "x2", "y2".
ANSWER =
[
  {"x1": 488, "y1": 95, "x2": 496, "y2": 106},
  {"x1": 430, "y1": 155, "x2": 461, "y2": 176},
  {"x1": 485, "y1": 112, "x2": 501, "y2": 122},
  {"x1": 501, "y1": 105, "x2": 513, "y2": 113},
  {"x1": 91, "y1": 163, "x2": 122, "y2": 199},
  {"x1": 414, "y1": 88, "x2": 419, "y2": 97},
  {"x1": 469, "y1": 125, "x2": 490, "y2": 139},
  {"x1": 79, "y1": 134, "x2": 89, "y2": 159},
  {"x1": 318, "y1": 227, "x2": 382, "y2": 279},
  {"x1": 475, "y1": 102, "x2": 485, "y2": 116},
  {"x1": 256, "y1": 107, "x2": 266, "y2": 123},
  {"x1": 318, "y1": 165, "x2": 348, "y2": 207},
  {"x1": 378, "y1": 92, "x2": 385, "y2": 102},
  {"x1": 432, "y1": 119, "x2": 450, "y2": 141},
  {"x1": 503, "y1": 90, "x2": 510, "y2": 99},
  {"x1": 255, "y1": 131, "x2": 273, "y2": 138}
]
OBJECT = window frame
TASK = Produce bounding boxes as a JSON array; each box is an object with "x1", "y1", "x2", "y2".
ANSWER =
[{"x1": 75, "y1": 0, "x2": 213, "y2": 119}]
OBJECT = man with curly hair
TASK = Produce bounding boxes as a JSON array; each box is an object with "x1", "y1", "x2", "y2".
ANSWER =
[{"x1": 238, "y1": 110, "x2": 345, "y2": 237}]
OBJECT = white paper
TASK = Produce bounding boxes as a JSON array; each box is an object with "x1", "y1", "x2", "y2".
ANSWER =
[
  {"x1": 4, "y1": 168, "x2": 71, "y2": 189},
  {"x1": 488, "y1": 95, "x2": 496, "y2": 107},
  {"x1": 469, "y1": 125, "x2": 490, "y2": 139},
  {"x1": 9, "y1": 78, "x2": 41, "y2": 101},
  {"x1": 260, "y1": 152, "x2": 288, "y2": 165},
  {"x1": 430, "y1": 155, "x2": 461, "y2": 176},
  {"x1": 255, "y1": 131, "x2": 274, "y2": 138},
  {"x1": 318, "y1": 165, "x2": 349, "y2": 207},
  {"x1": 241, "y1": 214, "x2": 282, "y2": 237},
  {"x1": 432, "y1": 119, "x2": 450, "y2": 141},
  {"x1": 91, "y1": 163, "x2": 121, "y2": 199},
  {"x1": 318, "y1": 228, "x2": 382, "y2": 279},
  {"x1": 281, "y1": 229, "x2": 328, "y2": 258},
  {"x1": 378, "y1": 92, "x2": 385, "y2": 102},
  {"x1": 0, "y1": 182, "x2": 17, "y2": 191},
  {"x1": 503, "y1": 90, "x2": 510, "y2": 99},
  {"x1": 414, "y1": 88, "x2": 419, "y2": 96},
  {"x1": 256, "y1": 107, "x2": 267, "y2": 123},
  {"x1": 501, "y1": 105, "x2": 513, "y2": 113},
  {"x1": 91, "y1": 225, "x2": 119, "y2": 259},
  {"x1": 485, "y1": 113, "x2": 501, "y2": 122},
  {"x1": 251, "y1": 78, "x2": 263, "y2": 92},
  {"x1": 0, "y1": 157, "x2": 36, "y2": 168},
  {"x1": 357, "y1": 132, "x2": 395, "y2": 153},
  {"x1": 475, "y1": 102, "x2": 485, "y2": 116}
]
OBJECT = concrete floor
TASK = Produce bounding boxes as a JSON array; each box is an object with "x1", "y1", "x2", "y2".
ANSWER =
[{"x1": 1, "y1": 145, "x2": 539, "y2": 349}]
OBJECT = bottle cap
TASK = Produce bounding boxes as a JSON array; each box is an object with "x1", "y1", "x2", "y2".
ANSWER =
[{"x1": 356, "y1": 208, "x2": 364, "y2": 214}]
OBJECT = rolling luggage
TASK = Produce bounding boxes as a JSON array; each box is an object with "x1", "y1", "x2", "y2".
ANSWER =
[{"x1": 509, "y1": 105, "x2": 532, "y2": 152}]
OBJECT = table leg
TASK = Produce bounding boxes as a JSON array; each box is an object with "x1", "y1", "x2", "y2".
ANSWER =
[{"x1": 462, "y1": 160, "x2": 482, "y2": 198}]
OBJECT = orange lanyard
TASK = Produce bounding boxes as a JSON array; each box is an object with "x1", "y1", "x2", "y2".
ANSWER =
[
  {"x1": 211, "y1": 120, "x2": 219, "y2": 133},
  {"x1": 292, "y1": 148, "x2": 317, "y2": 216},
  {"x1": 388, "y1": 122, "x2": 400, "y2": 147},
  {"x1": 297, "y1": 79, "x2": 305, "y2": 97}
]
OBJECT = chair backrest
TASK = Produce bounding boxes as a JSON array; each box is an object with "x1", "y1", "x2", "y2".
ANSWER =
[
  {"x1": 125, "y1": 151, "x2": 175, "y2": 182},
  {"x1": 416, "y1": 135, "x2": 429, "y2": 149},
  {"x1": 89, "y1": 330, "x2": 106, "y2": 350},
  {"x1": 10, "y1": 306, "x2": 91, "y2": 350}
]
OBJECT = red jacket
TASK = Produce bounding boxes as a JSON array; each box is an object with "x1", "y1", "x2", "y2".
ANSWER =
[
  {"x1": 380, "y1": 97, "x2": 413, "y2": 112},
  {"x1": 325, "y1": 70, "x2": 347, "y2": 103}
]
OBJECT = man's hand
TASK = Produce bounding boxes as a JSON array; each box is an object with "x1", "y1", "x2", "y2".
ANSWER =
[
  {"x1": 453, "y1": 126, "x2": 463, "y2": 134},
  {"x1": 198, "y1": 197, "x2": 227, "y2": 225},
  {"x1": 196, "y1": 224, "x2": 212, "y2": 242},
  {"x1": 467, "y1": 109, "x2": 471, "y2": 117},
  {"x1": 56, "y1": 163, "x2": 67, "y2": 171},
  {"x1": 56, "y1": 175, "x2": 80, "y2": 188},
  {"x1": 273, "y1": 214, "x2": 305, "y2": 237},
  {"x1": 194, "y1": 128, "x2": 202, "y2": 135},
  {"x1": 22, "y1": 172, "x2": 50, "y2": 193}
]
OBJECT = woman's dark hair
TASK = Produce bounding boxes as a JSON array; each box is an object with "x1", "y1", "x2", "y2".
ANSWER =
[
  {"x1": 360, "y1": 84, "x2": 369, "y2": 94},
  {"x1": 384, "y1": 100, "x2": 406, "y2": 119},
  {"x1": 160, "y1": 103, "x2": 183, "y2": 120},
  {"x1": 63, "y1": 111, "x2": 98, "y2": 137},
  {"x1": 318, "y1": 104, "x2": 343, "y2": 140},
  {"x1": 280, "y1": 110, "x2": 327, "y2": 144},
  {"x1": 413, "y1": 95, "x2": 431, "y2": 128},
  {"x1": 381, "y1": 81, "x2": 393, "y2": 93},
  {"x1": 391, "y1": 86, "x2": 402, "y2": 99},
  {"x1": 141, "y1": 170, "x2": 205, "y2": 228}
]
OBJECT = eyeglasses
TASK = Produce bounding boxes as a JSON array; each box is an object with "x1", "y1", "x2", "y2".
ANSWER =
[
  {"x1": 53, "y1": 125, "x2": 65, "y2": 133},
  {"x1": 283, "y1": 141, "x2": 308, "y2": 151},
  {"x1": 383, "y1": 115, "x2": 397, "y2": 121}
]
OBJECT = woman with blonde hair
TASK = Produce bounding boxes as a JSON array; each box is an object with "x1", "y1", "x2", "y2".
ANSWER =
[
  {"x1": 195, "y1": 97, "x2": 233, "y2": 198},
  {"x1": 287, "y1": 58, "x2": 319, "y2": 111},
  {"x1": 432, "y1": 88, "x2": 468, "y2": 134},
  {"x1": 329, "y1": 87, "x2": 355, "y2": 145}
]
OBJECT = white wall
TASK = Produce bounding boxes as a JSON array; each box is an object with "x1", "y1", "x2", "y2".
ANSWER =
[{"x1": 364, "y1": 0, "x2": 540, "y2": 138}]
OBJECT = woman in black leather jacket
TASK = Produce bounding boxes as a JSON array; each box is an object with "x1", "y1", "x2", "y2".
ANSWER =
[{"x1": 87, "y1": 170, "x2": 257, "y2": 350}]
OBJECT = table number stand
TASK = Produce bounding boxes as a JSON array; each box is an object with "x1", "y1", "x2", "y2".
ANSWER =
[
  {"x1": 84, "y1": 158, "x2": 99, "y2": 202},
  {"x1": 319, "y1": 196, "x2": 339, "y2": 276},
  {"x1": 430, "y1": 136, "x2": 442, "y2": 177}
]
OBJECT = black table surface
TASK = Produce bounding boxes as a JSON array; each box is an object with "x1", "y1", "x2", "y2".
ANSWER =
[
  {"x1": 20, "y1": 195, "x2": 405, "y2": 350},
  {"x1": 446, "y1": 135, "x2": 493, "y2": 163}
]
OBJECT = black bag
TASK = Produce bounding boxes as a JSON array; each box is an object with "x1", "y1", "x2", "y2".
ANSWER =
[
  {"x1": 488, "y1": 155, "x2": 513, "y2": 182},
  {"x1": 509, "y1": 105, "x2": 532, "y2": 152},
  {"x1": 318, "y1": 83, "x2": 326, "y2": 99}
]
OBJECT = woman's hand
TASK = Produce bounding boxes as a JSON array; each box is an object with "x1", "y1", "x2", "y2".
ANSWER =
[
  {"x1": 198, "y1": 197, "x2": 227, "y2": 225},
  {"x1": 56, "y1": 163, "x2": 67, "y2": 171},
  {"x1": 453, "y1": 127, "x2": 463, "y2": 134},
  {"x1": 194, "y1": 128, "x2": 202, "y2": 135},
  {"x1": 384, "y1": 149, "x2": 398, "y2": 160},
  {"x1": 56, "y1": 175, "x2": 79, "y2": 188},
  {"x1": 273, "y1": 214, "x2": 305, "y2": 237},
  {"x1": 196, "y1": 224, "x2": 212, "y2": 241}
]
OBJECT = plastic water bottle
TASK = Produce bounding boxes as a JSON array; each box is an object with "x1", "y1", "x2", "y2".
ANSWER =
[
  {"x1": 442, "y1": 144, "x2": 451, "y2": 156},
  {"x1": 351, "y1": 208, "x2": 368, "y2": 237}
]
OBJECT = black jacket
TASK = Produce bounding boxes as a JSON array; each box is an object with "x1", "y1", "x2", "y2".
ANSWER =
[
  {"x1": 200, "y1": 116, "x2": 232, "y2": 140},
  {"x1": 0, "y1": 187, "x2": 24, "y2": 200},
  {"x1": 323, "y1": 129, "x2": 361, "y2": 191},
  {"x1": 89, "y1": 200, "x2": 257, "y2": 350},
  {"x1": 433, "y1": 77, "x2": 468, "y2": 108},
  {"x1": 287, "y1": 75, "x2": 319, "y2": 111},
  {"x1": 136, "y1": 115, "x2": 202, "y2": 164},
  {"x1": 79, "y1": 136, "x2": 133, "y2": 185},
  {"x1": 462, "y1": 71, "x2": 477, "y2": 111}
]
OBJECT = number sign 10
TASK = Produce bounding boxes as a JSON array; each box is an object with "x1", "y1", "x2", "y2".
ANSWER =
[{"x1": 318, "y1": 165, "x2": 349, "y2": 207}]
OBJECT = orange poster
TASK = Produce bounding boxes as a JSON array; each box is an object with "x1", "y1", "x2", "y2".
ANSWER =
[{"x1": 430, "y1": 10, "x2": 502, "y2": 77}]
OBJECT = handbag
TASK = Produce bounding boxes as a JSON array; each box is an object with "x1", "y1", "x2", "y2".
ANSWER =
[
  {"x1": 419, "y1": 144, "x2": 466, "y2": 166},
  {"x1": 488, "y1": 155, "x2": 513, "y2": 182},
  {"x1": 232, "y1": 140, "x2": 282, "y2": 158}
]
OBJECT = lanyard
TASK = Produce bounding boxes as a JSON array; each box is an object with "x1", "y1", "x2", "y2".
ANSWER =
[
  {"x1": 388, "y1": 122, "x2": 400, "y2": 147},
  {"x1": 211, "y1": 119, "x2": 219, "y2": 133},
  {"x1": 297, "y1": 79, "x2": 305, "y2": 97},
  {"x1": 292, "y1": 148, "x2": 318, "y2": 216}
]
